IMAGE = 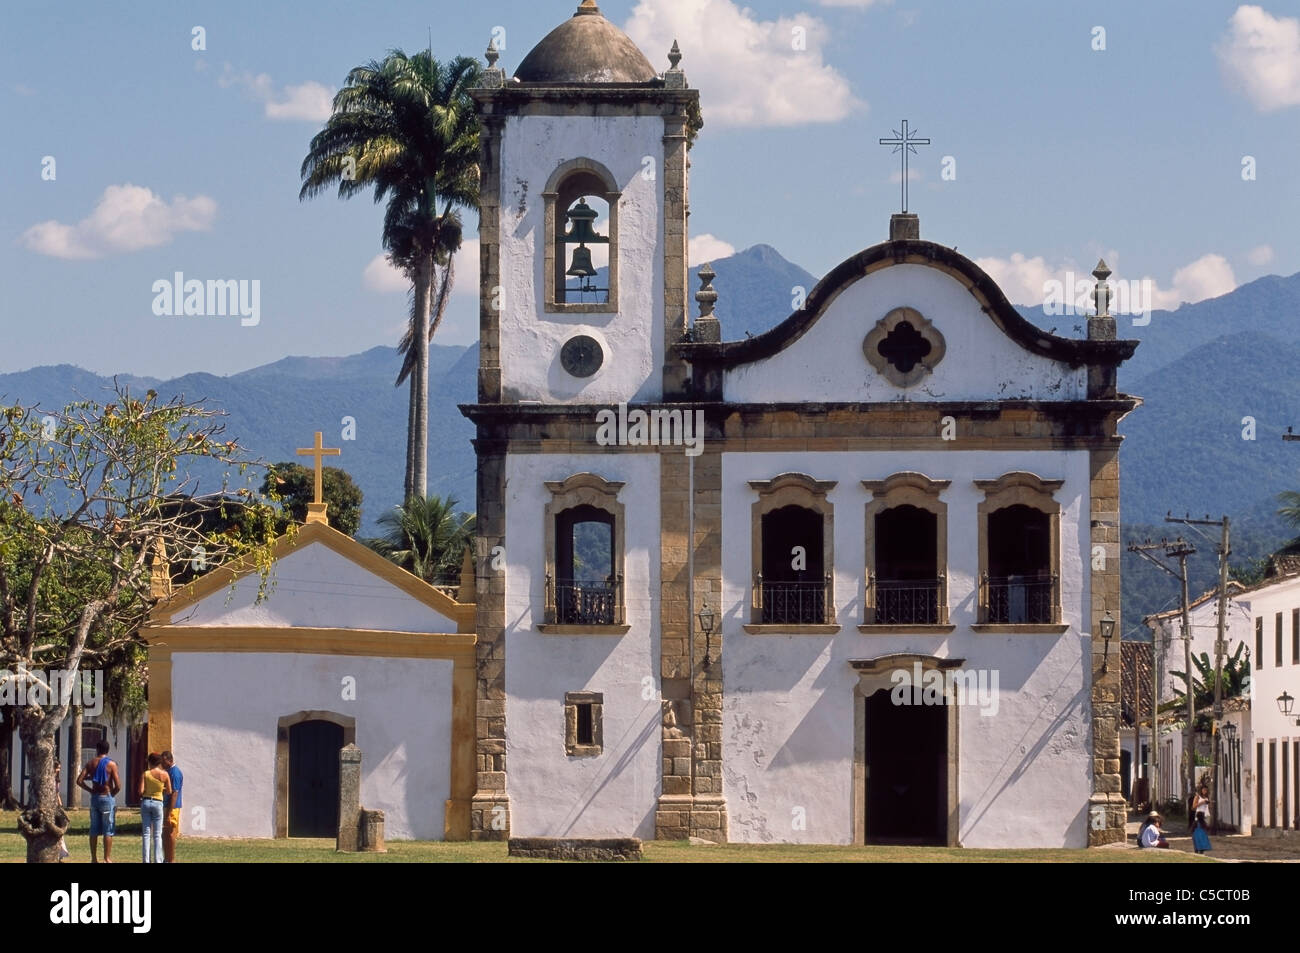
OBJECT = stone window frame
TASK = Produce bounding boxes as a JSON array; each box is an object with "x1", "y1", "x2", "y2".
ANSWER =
[
  {"x1": 862, "y1": 306, "x2": 946, "y2": 388},
  {"x1": 540, "y1": 472, "x2": 630, "y2": 634},
  {"x1": 564, "y1": 691, "x2": 604, "y2": 757},
  {"x1": 543, "y1": 158, "x2": 621, "y2": 315},
  {"x1": 744, "y1": 472, "x2": 839, "y2": 634},
  {"x1": 849, "y1": 654, "x2": 961, "y2": 847},
  {"x1": 859, "y1": 472, "x2": 954, "y2": 633},
  {"x1": 274, "y1": 710, "x2": 356, "y2": 839},
  {"x1": 972, "y1": 471, "x2": 1068, "y2": 633}
]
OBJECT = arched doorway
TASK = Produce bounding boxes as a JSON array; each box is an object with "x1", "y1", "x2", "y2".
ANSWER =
[
  {"x1": 288, "y1": 720, "x2": 343, "y2": 837},
  {"x1": 275, "y1": 710, "x2": 355, "y2": 838},
  {"x1": 863, "y1": 687, "x2": 947, "y2": 845}
]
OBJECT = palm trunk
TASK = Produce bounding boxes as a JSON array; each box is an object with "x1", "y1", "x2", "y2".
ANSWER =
[
  {"x1": 404, "y1": 372, "x2": 417, "y2": 502},
  {"x1": 413, "y1": 252, "x2": 432, "y2": 499}
]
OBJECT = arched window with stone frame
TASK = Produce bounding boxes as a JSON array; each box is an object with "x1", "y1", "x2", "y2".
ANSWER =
[
  {"x1": 543, "y1": 159, "x2": 620, "y2": 311},
  {"x1": 745, "y1": 473, "x2": 837, "y2": 631},
  {"x1": 541, "y1": 473, "x2": 628, "y2": 632},
  {"x1": 974, "y1": 472, "x2": 1067, "y2": 630},
  {"x1": 861, "y1": 472, "x2": 953, "y2": 630}
]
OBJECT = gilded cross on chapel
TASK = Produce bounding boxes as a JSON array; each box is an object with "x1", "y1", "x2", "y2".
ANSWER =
[
  {"x1": 879, "y1": 120, "x2": 930, "y2": 214},
  {"x1": 296, "y1": 430, "x2": 341, "y2": 526}
]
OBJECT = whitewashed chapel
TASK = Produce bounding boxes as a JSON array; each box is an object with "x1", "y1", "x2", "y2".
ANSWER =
[
  {"x1": 148, "y1": 1, "x2": 1140, "y2": 847},
  {"x1": 460, "y1": 1, "x2": 1140, "y2": 848}
]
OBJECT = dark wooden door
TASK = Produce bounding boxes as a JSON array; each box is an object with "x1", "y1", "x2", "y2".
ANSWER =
[
  {"x1": 864, "y1": 688, "x2": 947, "y2": 846},
  {"x1": 288, "y1": 720, "x2": 343, "y2": 837}
]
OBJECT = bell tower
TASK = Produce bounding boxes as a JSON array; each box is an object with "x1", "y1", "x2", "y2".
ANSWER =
[{"x1": 471, "y1": 0, "x2": 697, "y2": 406}]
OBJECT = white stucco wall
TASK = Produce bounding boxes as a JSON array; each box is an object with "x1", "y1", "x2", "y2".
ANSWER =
[
  {"x1": 498, "y1": 114, "x2": 665, "y2": 404},
  {"x1": 171, "y1": 651, "x2": 454, "y2": 839},
  {"x1": 723, "y1": 264, "x2": 1089, "y2": 403},
  {"x1": 174, "y1": 542, "x2": 458, "y2": 632},
  {"x1": 720, "y1": 449, "x2": 1094, "y2": 848},
  {"x1": 503, "y1": 451, "x2": 661, "y2": 837},
  {"x1": 1239, "y1": 577, "x2": 1300, "y2": 828},
  {"x1": 1148, "y1": 596, "x2": 1251, "y2": 704}
]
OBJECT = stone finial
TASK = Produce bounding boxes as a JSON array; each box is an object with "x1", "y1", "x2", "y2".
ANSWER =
[
  {"x1": 1088, "y1": 257, "x2": 1117, "y2": 343},
  {"x1": 693, "y1": 263, "x2": 721, "y2": 343},
  {"x1": 664, "y1": 38, "x2": 687, "y2": 88},
  {"x1": 1092, "y1": 258, "x2": 1112, "y2": 317},
  {"x1": 479, "y1": 37, "x2": 505, "y2": 88},
  {"x1": 576, "y1": 0, "x2": 601, "y2": 15}
]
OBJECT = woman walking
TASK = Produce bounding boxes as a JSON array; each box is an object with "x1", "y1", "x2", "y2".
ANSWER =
[{"x1": 138, "y1": 753, "x2": 173, "y2": 864}]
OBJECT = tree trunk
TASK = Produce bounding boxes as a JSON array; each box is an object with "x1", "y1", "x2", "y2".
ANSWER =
[
  {"x1": 0, "y1": 706, "x2": 17, "y2": 810},
  {"x1": 69, "y1": 707, "x2": 82, "y2": 809},
  {"x1": 404, "y1": 368, "x2": 417, "y2": 502},
  {"x1": 17, "y1": 712, "x2": 67, "y2": 863},
  {"x1": 413, "y1": 252, "x2": 432, "y2": 499}
]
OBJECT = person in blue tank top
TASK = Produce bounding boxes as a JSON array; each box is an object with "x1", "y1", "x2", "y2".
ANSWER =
[
  {"x1": 163, "y1": 751, "x2": 183, "y2": 863},
  {"x1": 76, "y1": 739, "x2": 120, "y2": 863}
]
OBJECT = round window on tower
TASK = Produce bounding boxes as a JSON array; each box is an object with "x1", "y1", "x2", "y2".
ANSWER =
[{"x1": 561, "y1": 334, "x2": 604, "y2": 378}]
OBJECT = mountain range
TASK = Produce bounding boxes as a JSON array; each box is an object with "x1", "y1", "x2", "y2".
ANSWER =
[{"x1": 4, "y1": 243, "x2": 1298, "y2": 632}]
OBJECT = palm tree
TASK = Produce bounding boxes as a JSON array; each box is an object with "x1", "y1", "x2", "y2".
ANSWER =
[
  {"x1": 1169, "y1": 643, "x2": 1251, "y2": 716},
  {"x1": 366, "y1": 494, "x2": 475, "y2": 584},
  {"x1": 300, "y1": 49, "x2": 481, "y2": 501}
]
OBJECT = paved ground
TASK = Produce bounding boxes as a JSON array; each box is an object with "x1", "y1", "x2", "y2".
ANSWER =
[{"x1": 1121, "y1": 815, "x2": 1300, "y2": 862}]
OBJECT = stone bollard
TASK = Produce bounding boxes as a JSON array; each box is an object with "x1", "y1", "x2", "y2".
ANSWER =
[
  {"x1": 360, "y1": 809, "x2": 386, "y2": 852},
  {"x1": 337, "y1": 744, "x2": 362, "y2": 852}
]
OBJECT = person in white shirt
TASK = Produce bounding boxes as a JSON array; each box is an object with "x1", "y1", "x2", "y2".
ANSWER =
[{"x1": 1139, "y1": 812, "x2": 1168, "y2": 848}]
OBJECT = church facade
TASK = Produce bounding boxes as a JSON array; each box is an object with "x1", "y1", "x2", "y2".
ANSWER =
[{"x1": 461, "y1": 1, "x2": 1140, "y2": 847}]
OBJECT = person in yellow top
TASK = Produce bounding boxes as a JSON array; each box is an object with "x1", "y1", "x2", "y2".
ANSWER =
[{"x1": 138, "y1": 753, "x2": 173, "y2": 864}]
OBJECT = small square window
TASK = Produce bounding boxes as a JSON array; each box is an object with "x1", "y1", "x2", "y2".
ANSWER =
[{"x1": 564, "y1": 692, "x2": 603, "y2": 757}]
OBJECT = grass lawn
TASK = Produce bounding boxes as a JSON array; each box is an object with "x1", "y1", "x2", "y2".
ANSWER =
[{"x1": 2, "y1": 809, "x2": 1208, "y2": 862}]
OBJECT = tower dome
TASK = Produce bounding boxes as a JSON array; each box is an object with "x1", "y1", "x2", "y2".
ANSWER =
[{"x1": 514, "y1": 0, "x2": 658, "y2": 84}]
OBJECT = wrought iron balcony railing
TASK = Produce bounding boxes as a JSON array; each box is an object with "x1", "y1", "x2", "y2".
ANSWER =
[
  {"x1": 867, "y1": 575, "x2": 945, "y2": 625},
  {"x1": 981, "y1": 573, "x2": 1058, "y2": 624},
  {"x1": 546, "y1": 574, "x2": 624, "y2": 625},
  {"x1": 753, "y1": 573, "x2": 832, "y2": 625}
]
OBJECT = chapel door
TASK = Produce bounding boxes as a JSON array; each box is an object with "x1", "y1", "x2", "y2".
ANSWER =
[
  {"x1": 288, "y1": 720, "x2": 343, "y2": 837},
  {"x1": 864, "y1": 687, "x2": 947, "y2": 845}
]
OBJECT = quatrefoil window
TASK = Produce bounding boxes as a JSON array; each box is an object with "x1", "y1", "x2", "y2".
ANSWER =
[{"x1": 863, "y1": 307, "x2": 946, "y2": 387}]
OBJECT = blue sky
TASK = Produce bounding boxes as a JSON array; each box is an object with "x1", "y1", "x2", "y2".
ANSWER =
[{"x1": 2, "y1": 0, "x2": 1296, "y2": 377}]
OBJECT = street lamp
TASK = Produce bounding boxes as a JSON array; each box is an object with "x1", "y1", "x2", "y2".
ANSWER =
[
  {"x1": 698, "y1": 600, "x2": 716, "y2": 669},
  {"x1": 1099, "y1": 609, "x2": 1117, "y2": 673},
  {"x1": 1221, "y1": 722, "x2": 1237, "y2": 742},
  {"x1": 1278, "y1": 690, "x2": 1300, "y2": 726}
]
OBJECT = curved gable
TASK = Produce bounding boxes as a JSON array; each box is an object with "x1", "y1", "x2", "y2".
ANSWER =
[{"x1": 680, "y1": 240, "x2": 1136, "y2": 403}]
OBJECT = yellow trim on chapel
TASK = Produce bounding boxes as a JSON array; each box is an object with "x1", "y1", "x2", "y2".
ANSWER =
[{"x1": 149, "y1": 519, "x2": 476, "y2": 632}]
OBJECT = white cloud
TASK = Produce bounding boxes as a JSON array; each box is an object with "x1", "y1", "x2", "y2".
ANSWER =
[
  {"x1": 363, "y1": 239, "x2": 482, "y2": 297},
  {"x1": 974, "y1": 253, "x2": 1059, "y2": 307},
  {"x1": 975, "y1": 250, "x2": 1238, "y2": 313},
  {"x1": 1150, "y1": 254, "x2": 1236, "y2": 310},
  {"x1": 1246, "y1": 244, "x2": 1275, "y2": 266},
  {"x1": 1216, "y1": 5, "x2": 1300, "y2": 111},
  {"x1": 21, "y1": 184, "x2": 216, "y2": 260},
  {"x1": 888, "y1": 167, "x2": 922, "y2": 184},
  {"x1": 624, "y1": 0, "x2": 863, "y2": 127},
  {"x1": 689, "y1": 233, "x2": 736, "y2": 264},
  {"x1": 817, "y1": 0, "x2": 888, "y2": 6},
  {"x1": 220, "y1": 66, "x2": 333, "y2": 121}
]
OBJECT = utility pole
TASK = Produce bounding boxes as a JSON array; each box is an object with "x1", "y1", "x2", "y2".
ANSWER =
[
  {"x1": 1129, "y1": 536, "x2": 1197, "y2": 812},
  {"x1": 1168, "y1": 513, "x2": 1231, "y2": 834}
]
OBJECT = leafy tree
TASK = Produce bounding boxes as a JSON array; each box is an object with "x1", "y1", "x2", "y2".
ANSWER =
[
  {"x1": 261, "y1": 462, "x2": 363, "y2": 537},
  {"x1": 1169, "y1": 643, "x2": 1251, "y2": 719},
  {"x1": 0, "y1": 387, "x2": 274, "y2": 862},
  {"x1": 366, "y1": 494, "x2": 473, "y2": 584},
  {"x1": 300, "y1": 49, "x2": 482, "y2": 501}
]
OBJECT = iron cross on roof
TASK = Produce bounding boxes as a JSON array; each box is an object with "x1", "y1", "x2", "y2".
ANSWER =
[{"x1": 879, "y1": 120, "x2": 931, "y2": 214}]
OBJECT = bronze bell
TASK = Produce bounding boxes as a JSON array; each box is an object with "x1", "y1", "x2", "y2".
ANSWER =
[
  {"x1": 566, "y1": 244, "x2": 596, "y2": 278},
  {"x1": 564, "y1": 197, "x2": 606, "y2": 245}
]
